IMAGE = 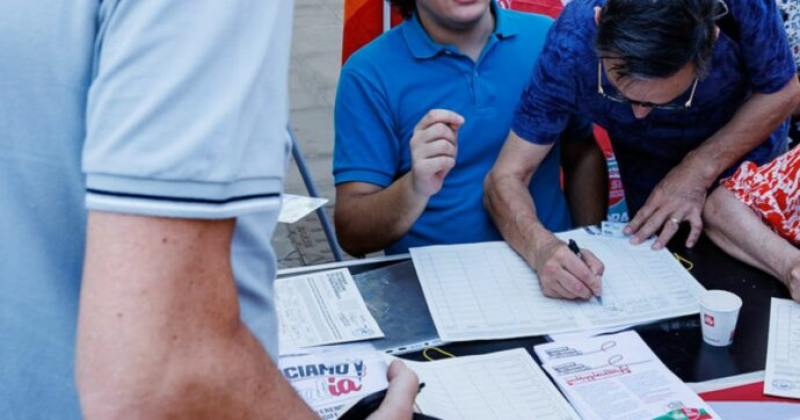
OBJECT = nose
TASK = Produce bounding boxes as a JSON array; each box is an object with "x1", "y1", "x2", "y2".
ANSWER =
[{"x1": 632, "y1": 105, "x2": 652, "y2": 119}]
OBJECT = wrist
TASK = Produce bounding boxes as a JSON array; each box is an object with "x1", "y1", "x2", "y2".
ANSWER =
[
  {"x1": 403, "y1": 171, "x2": 433, "y2": 204},
  {"x1": 683, "y1": 150, "x2": 720, "y2": 189},
  {"x1": 526, "y1": 225, "x2": 558, "y2": 265},
  {"x1": 406, "y1": 170, "x2": 433, "y2": 199}
]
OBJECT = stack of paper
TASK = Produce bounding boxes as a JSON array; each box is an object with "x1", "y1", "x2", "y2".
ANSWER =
[
  {"x1": 534, "y1": 331, "x2": 718, "y2": 420},
  {"x1": 765, "y1": 297, "x2": 800, "y2": 399},
  {"x1": 279, "y1": 346, "x2": 388, "y2": 420},
  {"x1": 276, "y1": 268, "x2": 384, "y2": 355},
  {"x1": 406, "y1": 348, "x2": 580, "y2": 420},
  {"x1": 410, "y1": 229, "x2": 706, "y2": 341}
]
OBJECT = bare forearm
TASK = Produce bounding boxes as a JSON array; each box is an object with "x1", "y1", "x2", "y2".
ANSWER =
[
  {"x1": 704, "y1": 189, "x2": 799, "y2": 281},
  {"x1": 688, "y1": 79, "x2": 800, "y2": 186},
  {"x1": 562, "y1": 139, "x2": 608, "y2": 226},
  {"x1": 335, "y1": 174, "x2": 428, "y2": 255},
  {"x1": 77, "y1": 213, "x2": 316, "y2": 419},
  {"x1": 484, "y1": 171, "x2": 554, "y2": 265}
]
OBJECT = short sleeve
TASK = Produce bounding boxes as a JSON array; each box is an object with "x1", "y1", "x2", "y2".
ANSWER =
[
  {"x1": 512, "y1": 8, "x2": 584, "y2": 145},
  {"x1": 731, "y1": 0, "x2": 797, "y2": 94},
  {"x1": 83, "y1": 0, "x2": 292, "y2": 219},
  {"x1": 333, "y1": 63, "x2": 400, "y2": 188}
]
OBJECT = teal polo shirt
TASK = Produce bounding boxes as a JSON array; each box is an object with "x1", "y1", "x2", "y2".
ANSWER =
[{"x1": 334, "y1": 5, "x2": 590, "y2": 254}]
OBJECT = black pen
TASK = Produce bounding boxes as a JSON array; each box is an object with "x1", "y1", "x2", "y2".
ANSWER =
[{"x1": 567, "y1": 239, "x2": 603, "y2": 305}]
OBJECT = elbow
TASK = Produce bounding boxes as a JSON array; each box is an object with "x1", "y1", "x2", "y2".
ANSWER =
[
  {"x1": 783, "y1": 76, "x2": 800, "y2": 117},
  {"x1": 334, "y1": 209, "x2": 371, "y2": 257},
  {"x1": 483, "y1": 169, "x2": 499, "y2": 212},
  {"x1": 336, "y1": 232, "x2": 365, "y2": 258}
]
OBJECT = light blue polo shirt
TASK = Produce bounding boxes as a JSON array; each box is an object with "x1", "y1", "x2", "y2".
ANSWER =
[
  {"x1": 334, "y1": 5, "x2": 590, "y2": 254},
  {"x1": 0, "y1": 1, "x2": 293, "y2": 418}
]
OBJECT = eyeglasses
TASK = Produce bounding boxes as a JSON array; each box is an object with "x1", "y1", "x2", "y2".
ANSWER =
[{"x1": 597, "y1": 59, "x2": 699, "y2": 111}]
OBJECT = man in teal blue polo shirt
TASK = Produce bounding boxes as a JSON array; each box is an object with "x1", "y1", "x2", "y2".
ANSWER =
[{"x1": 333, "y1": 0, "x2": 607, "y2": 256}]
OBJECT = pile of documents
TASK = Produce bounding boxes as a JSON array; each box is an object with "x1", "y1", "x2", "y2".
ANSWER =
[
  {"x1": 281, "y1": 345, "x2": 582, "y2": 420},
  {"x1": 535, "y1": 331, "x2": 718, "y2": 420},
  {"x1": 273, "y1": 228, "x2": 800, "y2": 418}
]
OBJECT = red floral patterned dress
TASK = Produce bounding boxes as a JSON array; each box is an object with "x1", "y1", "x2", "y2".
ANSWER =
[{"x1": 722, "y1": 147, "x2": 800, "y2": 244}]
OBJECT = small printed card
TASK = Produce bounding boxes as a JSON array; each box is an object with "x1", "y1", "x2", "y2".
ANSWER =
[{"x1": 601, "y1": 221, "x2": 629, "y2": 238}]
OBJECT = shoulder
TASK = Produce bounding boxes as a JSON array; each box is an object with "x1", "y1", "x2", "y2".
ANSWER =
[
  {"x1": 501, "y1": 8, "x2": 553, "y2": 31},
  {"x1": 532, "y1": 0, "x2": 598, "y2": 65},
  {"x1": 341, "y1": 24, "x2": 409, "y2": 81},
  {"x1": 725, "y1": 0, "x2": 779, "y2": 25},
  {"x1": 556, "y1": 0, "x2": 601, "y2": 29},
  {"x1": 554, "y1": 0, "x2": 598, "y2": 53}
]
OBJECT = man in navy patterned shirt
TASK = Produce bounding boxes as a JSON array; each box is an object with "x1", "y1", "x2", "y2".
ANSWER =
[{"x1": 485, "y1": 0, "x2": 800, "y2": 301}]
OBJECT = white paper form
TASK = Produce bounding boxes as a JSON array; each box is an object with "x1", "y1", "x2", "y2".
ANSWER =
[
  {"x1": 410, "y1": 229, "x2": 706, "y2": 341},
  {"x1": 765, "y1": 298, "x2": 800, "y2": 399},
  {"x1": 278, "y1": 194, "x2": 328, "y2": 224},
  {"x1": 276, "y1": 268, "x2": 384, "y2": 355},
  {"x1": 535, "y1": 331, "x2": 718, "y2": 420},
  {"x1": 404, "y1": 348, "x2": 580, "y2": 420}
]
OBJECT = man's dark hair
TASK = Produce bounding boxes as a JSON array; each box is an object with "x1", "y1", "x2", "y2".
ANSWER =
[
  {"x1": 388, "y1": 0, "x2": 415, "y2": 19},
  {"x1": 596, "y1": 0, "x2": 722, "y2": 80}
]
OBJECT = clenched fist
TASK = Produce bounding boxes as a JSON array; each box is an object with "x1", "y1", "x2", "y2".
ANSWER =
[{"x1": 409, "y1": 109, "x2": 465, "y2": 197}]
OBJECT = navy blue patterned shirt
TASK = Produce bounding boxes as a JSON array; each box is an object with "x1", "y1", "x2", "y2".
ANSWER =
[{"x1": 512, "y1": 0, "x2": 798, "y2": 213}]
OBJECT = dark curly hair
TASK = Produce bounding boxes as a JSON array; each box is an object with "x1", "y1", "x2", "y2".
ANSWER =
[
  {"x1": 388, "y1": 0, "x2": 416, "y2": 19},
  {"x1": 596, "y1": 0, "x2": 722, "y2": 80}
]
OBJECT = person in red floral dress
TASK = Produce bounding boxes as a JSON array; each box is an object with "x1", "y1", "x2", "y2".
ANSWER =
[{"x1": 704, "y1": 147, "x2": 800, "y2": 302}]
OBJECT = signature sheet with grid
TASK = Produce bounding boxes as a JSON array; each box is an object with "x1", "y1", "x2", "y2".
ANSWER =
[
  {"x1": 409, "y1": 229, "x2": 706, "y2": 341},
  {"x1": 765, "y1": 297, "x2": 800, "y2": 399},
  {"x1": 407, "y1": 348, "x2": 580, "y2": 420}
]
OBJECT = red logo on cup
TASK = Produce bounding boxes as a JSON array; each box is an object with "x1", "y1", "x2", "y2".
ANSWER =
[{"x1": 704, "y1": 314, "x2": 715, "y2": 327}]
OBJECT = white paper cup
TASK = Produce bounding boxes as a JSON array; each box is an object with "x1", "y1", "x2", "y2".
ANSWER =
[{"x1": 699, "y1": 290, "x2": 743, "y2": 347}]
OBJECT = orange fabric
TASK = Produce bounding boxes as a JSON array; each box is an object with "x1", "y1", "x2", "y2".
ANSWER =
[
  {"x1": 344, "y1": 0, "x2": 371, "y2": 21},
  {"x1": 342, "y1": 0, "x2": 402, "y2": 63}
]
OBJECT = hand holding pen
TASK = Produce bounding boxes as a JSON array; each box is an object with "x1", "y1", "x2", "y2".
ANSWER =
[
  {"x1": 568, "y1": 239, "x2": 604, "y2": 304},
  {"x1": 531, "y1": 234, "x2": 604, "y2": 300}
]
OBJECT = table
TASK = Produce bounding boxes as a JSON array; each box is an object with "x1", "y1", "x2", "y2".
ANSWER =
[{"x1": 276, "y1": 230, "x2": 792, "y2": 384}]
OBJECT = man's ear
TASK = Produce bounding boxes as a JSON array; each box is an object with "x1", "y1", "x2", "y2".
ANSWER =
[
  {"x1": 714, "y1": 25, "x2": 720, "y2": 41},
  {"x1": 594, "y1": 6, "x2": 601, "y2": 26}
]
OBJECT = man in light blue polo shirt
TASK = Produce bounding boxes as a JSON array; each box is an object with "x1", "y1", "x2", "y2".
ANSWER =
[
  {"x1": 333, "y1": 0, "x2": 607, "y2": 256},
  {"x1": 0, "y1": 1, "x2": 417, "y2": 418}
]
